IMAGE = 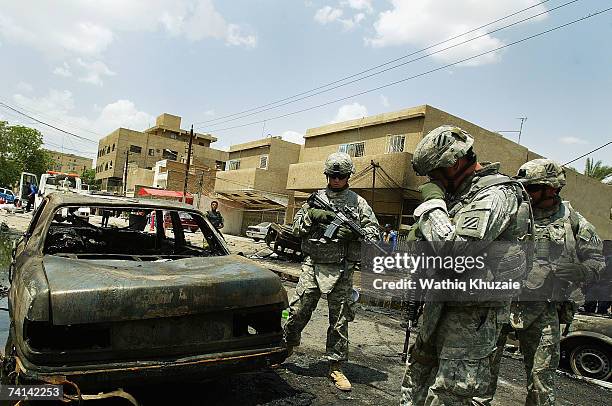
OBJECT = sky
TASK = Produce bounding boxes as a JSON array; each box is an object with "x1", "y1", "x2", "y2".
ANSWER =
[{"x1": 0, "y1": 0, "x2": 610, "y2": 171}]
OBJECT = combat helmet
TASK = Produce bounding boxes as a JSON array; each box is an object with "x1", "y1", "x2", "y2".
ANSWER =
[
  {"x1": 412, "y1": 125, "x2": 474, "y2": 176},
  {"x1": 324, "y1": 152, "x2": 356, "y2": 177},
  {"x1": 516, "y1": 158, "x2": 566, "y2": 188}
]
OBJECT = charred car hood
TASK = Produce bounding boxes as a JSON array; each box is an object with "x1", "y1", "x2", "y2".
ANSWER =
[{"x1": 42, "y1": 254, "x2": 287, "y2": 325}]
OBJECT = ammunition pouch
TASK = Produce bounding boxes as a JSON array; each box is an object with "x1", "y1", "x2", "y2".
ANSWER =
[{"x1": 302, "y1": 238, "x2": 345, "y2": 263}]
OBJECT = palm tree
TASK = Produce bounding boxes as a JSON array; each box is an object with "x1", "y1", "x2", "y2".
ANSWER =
[{"x1": 584, "y1": 158, "x2": 612, "y2": 184}]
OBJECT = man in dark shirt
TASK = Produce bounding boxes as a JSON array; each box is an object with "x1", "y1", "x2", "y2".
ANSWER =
[{"x1": 206, "y1": 201, "x2": 224, "y2": 231}]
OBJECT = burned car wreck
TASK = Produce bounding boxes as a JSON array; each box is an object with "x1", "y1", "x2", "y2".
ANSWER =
[{"x1": 1, "y1": 193, "x2": 288, "y2": 394}]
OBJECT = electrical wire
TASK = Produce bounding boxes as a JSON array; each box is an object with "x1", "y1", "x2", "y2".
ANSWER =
[
  {"x1": 0, "y1": 101, "x2": 98, "y2": 144},
  {"x1": 195, "y1": 0, "x2": 557, "y2": 126},
  {"x1": 196, "y1": 0, "x2": 578, "y2": 130},
  {"x1": 562, "y1": 140, "x2": 612, "y2": 166},
  {"x1": 200, "y1": 7, "x2": 612, "y2": 134}
]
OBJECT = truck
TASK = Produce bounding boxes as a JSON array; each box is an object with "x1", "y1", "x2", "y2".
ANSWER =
[{"x1": 18, "y1": 171, "x2": 90, "y2": 220}]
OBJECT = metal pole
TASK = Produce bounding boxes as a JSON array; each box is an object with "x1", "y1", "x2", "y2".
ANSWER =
[
  {"x1": 123, "y1": 149, "x2": 130, "y2": 196},
  {"x1": 183, "y1": 125, "x2": 194, "y2": 203},
  {"x1": 517, "y1": 117, "x2": 527, "y2": 145},
  {"x1": 371, "y1": 160, "x2": 377, "y2": 209}
]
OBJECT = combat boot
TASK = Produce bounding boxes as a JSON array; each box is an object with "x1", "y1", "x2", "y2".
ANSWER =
[{"x1": 329, "y1": 361, "x2": 352, "y2": 391}]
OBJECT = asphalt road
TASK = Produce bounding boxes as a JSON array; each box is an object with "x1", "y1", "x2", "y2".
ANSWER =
[{"x1": 0, "y1": 213, "x2": 610, "y2": 405}]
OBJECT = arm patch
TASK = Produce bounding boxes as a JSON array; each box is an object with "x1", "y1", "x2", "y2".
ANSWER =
[{"x1": 454, "y1": 200, "x2": 493, "y2": 239}]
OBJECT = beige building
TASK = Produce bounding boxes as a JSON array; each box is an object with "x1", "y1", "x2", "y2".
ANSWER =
[
  {"x1": 95, "y1": 113, "x2": 228, "y2": 192},
  {"x1": 47, "y1": 150, "x2": 93, "y2": 175},
  {"x1": 287, "y1": 105, "x2": 612, "y2": 239},
  {"x1": 215, "y1": 136, "x2": 302, "y2": 235}
]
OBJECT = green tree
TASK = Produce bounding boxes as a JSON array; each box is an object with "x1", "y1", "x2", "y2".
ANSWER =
[
  {"x1": 584, "y1": 158, "x2": 612, "y2": 184},
  {"x1": 81, "y1": 168, "x2": 100, "y2": 190},
  {"x1": 0, "y1": 121, "x2": 52, "y2": 187}
]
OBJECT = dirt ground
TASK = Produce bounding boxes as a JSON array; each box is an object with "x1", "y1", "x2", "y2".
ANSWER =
[{"x1": 0, "y1": 211, "x2": 610, "y2": 405}]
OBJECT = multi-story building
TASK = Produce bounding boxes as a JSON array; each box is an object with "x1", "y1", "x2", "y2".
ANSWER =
[
  {"x1": 95, "y1": 113, "x2": 228, "y2": 192},
  {"x1": 46, "y1": 150, "x2": 93, "y2": 175},
  {"x1": 287, "y1": 105, "x2": 612, "y2": 239},
  {"x1": 214, "y1": 136, "x2": 302, "y2": 235}
]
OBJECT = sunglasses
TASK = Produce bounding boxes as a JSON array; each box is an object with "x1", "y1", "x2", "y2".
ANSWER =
[{"x1": 328, "y1": 174, "x2": 349, "y2": 180}]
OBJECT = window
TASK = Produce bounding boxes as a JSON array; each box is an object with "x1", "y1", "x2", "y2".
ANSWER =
[
  {"x1": 112, "y1": 143, "x2": 115, "y2": 151},
  {"x1": 105, "y1": 163, "x2": 108, "y2": 171},
  {"x1": 170, "y1": 134, "x2": 177, "y2": 140},
  {"x1": 109, "y1": 161, "x2": 113, "y2": 169},
  {"x1": 386, "y1": 134, "x2": 406, "y2": 153},
  {"x1": 215, "y1": 161, "x2": 225, "y2": 171},
  {"x1": 162, "y1": 149, "x2": 178, "y2": 160},
  {"x1": 129, "y1": 145, "x2": 142, "y2": 154},
  {"x1": 259, "y1": 155, "x2": 269, "y2": 169},
  {"x1": 148, "y1": 148, "x2": 155, "y2": 156},
  {"x1": 226, "y1": 159, "x2": 241, "y2": 171},
  {"x1": 338, "y1": 142, "x2": 365, "y2": 157}
]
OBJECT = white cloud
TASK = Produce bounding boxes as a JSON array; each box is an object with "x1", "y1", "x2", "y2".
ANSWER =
[
  {"x1": 559, "y1": 136, "x2": 588, "y2": 145},
  {"x1": 203, "y1": 109, "x2": 216, "y2": 117},
  {"x1": 53, "y1": 62, "x2": 73, "y2": 77},
  {"x1": 314, "y1": 5, "x2": 366, "y2": 30},
  {"x1": 332, "y1": 102, "x2": 368, "y2": 123},
  {"x1": 380, "y1": 94, "x2": 390, "y2": 107},
  {"x1": 16, "y1": 82, "x2": 33, "y2": 93},
  {"x1": 366, "y1": 0, "x2": 548, "y2": 66},
  {"x1": 0, "y1": 0, "x2": 258, "y2": 64},
  {"x1": 12, "y1": 90, "x2": 154, "y2": 146},
  {"x1": 94, "y1": 100, "x2": 154, "y2": 133},
  {"x1": 279, "y1": 130, "x2": 304, "y2": 145},
  {"x1": 342, "y1": 0, "x2": 373, "y2": 13},
  {"x1": 76, "y1": 58, "x2": 116, "y2": 86},
  {"x1": 314, "y1": 6, "x2": 344, "y2": 25}
]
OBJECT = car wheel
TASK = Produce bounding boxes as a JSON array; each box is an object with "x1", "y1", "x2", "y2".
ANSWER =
[
  {"x1": 569, "y1": 343, "x2": 612, "y2": 381},
  {"x1": 253, "y1": 238, "x2": 260, "y2": 242}
]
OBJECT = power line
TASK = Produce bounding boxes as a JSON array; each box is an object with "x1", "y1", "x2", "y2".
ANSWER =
[
  {"x1": 195, "y1": 0, "x2": 560, "y2": 127},
  {"x1": 0, "y1": 101, "x2": 98, "y2": 145},
  {"x1": 562, "y1": 140, "x2": 612, "y2": 166},
  {"x1": 198, "y1": 0, "x2": 577, "y2": 130},
  {"x1": 8, "y1": 99, "x2": 105, "y2": 137},
  {"x1": 200, "y1": 7, "x2": 612, "y2": 134}
]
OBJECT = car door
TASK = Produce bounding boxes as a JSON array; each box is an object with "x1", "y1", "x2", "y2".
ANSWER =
[{"x1": 18, "y1": 172, "x2": 38, "y2": 202}]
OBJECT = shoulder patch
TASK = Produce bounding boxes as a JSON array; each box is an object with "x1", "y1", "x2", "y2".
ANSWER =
[{"x1": 454, "y1": 200, "x2": 493, "y2": 239}]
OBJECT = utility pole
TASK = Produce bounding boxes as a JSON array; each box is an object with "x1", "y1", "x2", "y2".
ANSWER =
[
  {"x1": 196, "y1": 170, "x2": 205, "y2": 209},
  {"x1": 517, "y1": 117, "x2": 527, "y2": 145},
  {"x1": 182, "y1": 125, "x2": 194, "y2": 204},
  {"x1": 370, "y1": 160, "x2": 378, "y2": 209},
  {"x1": 122, "y1": 149, "x2": 130, "y2": 196}
]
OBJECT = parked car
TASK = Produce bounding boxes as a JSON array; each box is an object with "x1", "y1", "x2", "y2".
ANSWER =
[
  {"x1": 164, "y1": 211, "x2": 199, "y2": 233},
  {"x1": 0, "y1": 187, "x2": 15, "y2": 204},
  {"x1": 506, "y1": 311, "x2": 612, "y2": 381},
  {"x1": 246, "y1": 222, "x2": 272, "y2": 242},
  {"x1": 560, "y1": 312, "x2": 612, "y2": 381},
  {"x1": 1, "y1": 193, "x2": 288, "y2": 394}
]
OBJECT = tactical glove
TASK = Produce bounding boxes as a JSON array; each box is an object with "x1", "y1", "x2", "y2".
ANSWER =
[
  {"x1": 308, "y1": 208, "x2": 335, "y2": 223},
  {"x1": 419, "y1": 182, "x2": 445, "y2": 201},
  {"x1": 336, "y1": 226, "x2": 358, "y2": 241},
  {"x1": 407, "y1": 223, "x2": 421, "y2": 241},
  {"x1": 554, "y1": 262, "x2": 587, "y2": 284}
]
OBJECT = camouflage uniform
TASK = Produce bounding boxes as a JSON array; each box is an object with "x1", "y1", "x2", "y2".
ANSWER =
[
  {"x1": 401, "y1": 126, "x2": 531, "y2": 406},
  {"x1": 284, "y1": 153, "x2": 379, "y2": 363},
  {"x1": 478, "y1": 159, "x2": 604, "y2": 406}
]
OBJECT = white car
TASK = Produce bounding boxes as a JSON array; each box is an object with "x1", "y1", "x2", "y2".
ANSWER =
[{"x1": 246, "y1": 222, "x2": 272, "y2": 242}]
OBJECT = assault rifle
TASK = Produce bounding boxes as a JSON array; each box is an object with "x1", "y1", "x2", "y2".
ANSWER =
[
  {"x1": 307, "y1": 193, "x2": 387, "y2": 254},
  {"x1": 401, "y1": 277, "x2": 423, "y2": 362}
]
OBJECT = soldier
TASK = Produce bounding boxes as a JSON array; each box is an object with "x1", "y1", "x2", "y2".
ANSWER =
[
  {"x1": 283, "y1": 152, "x2": 379, "y2": 391},
  {"x1": 477, "y1": 159, "x2": 604, "y2": 406},
  {"x1": 400, "y1": 125, "x2": 532, "y2": 405}
]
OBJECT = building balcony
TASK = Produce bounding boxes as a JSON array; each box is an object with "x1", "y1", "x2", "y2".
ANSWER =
[
  {"x1": 286, "y1": 152, "x2": 419, "y2": 192},
  {"x1": 214, "y1": 168, "x2": 291, "y2": 208}
]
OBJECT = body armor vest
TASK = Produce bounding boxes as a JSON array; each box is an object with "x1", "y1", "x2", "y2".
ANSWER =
[
  {"x1": 446, "y1": 173, "x2": 533, "y2": 303},
  {"x1": 302, "y1": 188, "x2": 362, "y2": 263},
  {"x1": 523, "y1": 201, "x2": 579, "y2": 299}
]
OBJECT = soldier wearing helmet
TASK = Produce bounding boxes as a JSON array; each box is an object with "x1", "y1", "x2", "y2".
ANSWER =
[
  {"x1": 284, "y1": 152, "x2": 379, "y2": 392},
  {"x1": 401, "y1": 125, "x2": 533, "y2": 405},
  {"x1": 479, "y1": 158, "x2": 604, "y2": 405}
]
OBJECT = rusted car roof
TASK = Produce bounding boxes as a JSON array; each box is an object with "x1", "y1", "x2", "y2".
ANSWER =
[{"x1": 45, "y1": 192, "x2": 198, "y2": 211}]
